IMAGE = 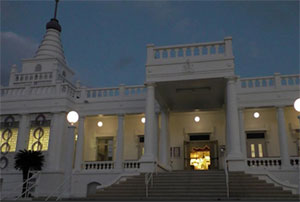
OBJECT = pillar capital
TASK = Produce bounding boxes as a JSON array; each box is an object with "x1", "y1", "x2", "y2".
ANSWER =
[
  {"x1": 276, "y1": 105, "x2": 286, "y2": 110},
  {"x1": 238, "y1": 107, "x2": 245, "y2": 111},
  {"x1": 225, "y1": 76, "x2": 238, "y2": 83},
  {"x1": 117, "y1": 113, "x2": 125, "y2": 117},
  {"x1": 145, "y1": 82, "x2": 156, "y2": 87}
]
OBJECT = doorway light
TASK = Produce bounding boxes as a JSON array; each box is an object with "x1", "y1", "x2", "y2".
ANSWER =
[
  {"x1": 254, "y1": 112, "x2": 260, "y2": 119},
  {"x1": 97, "y1": 121, "x2": 103, "y2": 127},
  {"x1": 194, "y1": 116, "x2": 200, "y2": 122}
]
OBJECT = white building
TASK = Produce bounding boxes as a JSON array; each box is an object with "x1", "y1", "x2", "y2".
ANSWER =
[{"x1": 0, "y1": 6, "x2": 299, "y2": 200}]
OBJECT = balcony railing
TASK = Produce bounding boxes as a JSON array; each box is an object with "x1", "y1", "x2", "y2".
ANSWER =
[
  {"x1": 247, "y1": 157, "x2": 299, "y2": 170},
  {"x1": 123, "y1": 161, "x2": 140, "y2": 170},
  {"x1": 82, "y1": 160, "x2": 141, "y2": 171},
  {"x1": 83, "y1": 161, "x2": 115, "y2": 171},
  {"x1": 238, "y1": 74, "x2": 300, "y2": 90},
  {"x1": 14, "y1": 72, "x2": 53, "y2": 83},
  {"x1": 84, "y1": 85, "x2": 146, "y2": 100},
  {"x1": 147, "y1": 37, "x2": 233, "y2": 64}
]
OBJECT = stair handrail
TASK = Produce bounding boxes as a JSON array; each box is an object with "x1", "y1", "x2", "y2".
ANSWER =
[
  {"x1": 224, "y1": 158, "x2": 229, "y2": 198},
  {"x1": 45, "y1": 176, "x2": 70, "y2": 201},
  {"x1": 15, "y1": 171, "x2": 41, "y2": 200},
  {"x1": 145, "y1": 161, "x2": 158, "y2": 198},
  {"x1": 1, "y1": 170, "x2": 40, "y2": 200},
  {"x1": 145, "y1": 172, "x2": 153, "y2": 197}
]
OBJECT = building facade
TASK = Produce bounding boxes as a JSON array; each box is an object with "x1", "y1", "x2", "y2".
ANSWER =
[{"x1": 0, "y1": 13, "x2": 299, "y2": 198}]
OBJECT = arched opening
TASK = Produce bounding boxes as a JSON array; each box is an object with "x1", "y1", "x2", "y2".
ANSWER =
[{"x1": 86, "y1": 182, "x2": 101, "y2": 197}]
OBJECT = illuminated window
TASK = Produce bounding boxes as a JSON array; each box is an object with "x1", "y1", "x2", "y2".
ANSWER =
[
  {"x1": 0, "y1": 128, "x2": 18, "y2": 152},
  {"x1": 258, "y1": 144, "x2": 263, "y2": 157},
  {"x1": 27, "y1": 127, "x2": 50, "y2": 151},
  {"x1": 251, "y1": 144, "x2": 256, "y2": 158},
  {"x1": 96, "y1": 137, "x2": 114, "y2": 161}
]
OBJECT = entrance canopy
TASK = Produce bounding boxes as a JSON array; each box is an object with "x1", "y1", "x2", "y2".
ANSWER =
[{"x1": 155, "y1": 78, "x2": 226, "y2": 111}]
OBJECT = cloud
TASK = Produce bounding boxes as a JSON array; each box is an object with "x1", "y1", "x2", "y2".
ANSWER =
[
  {"x1": 113, "y1": 56, "x2": 135, "y2": 70},
  {"x1": 1, "y1": 32, "x2": 38, "y2": 86}
]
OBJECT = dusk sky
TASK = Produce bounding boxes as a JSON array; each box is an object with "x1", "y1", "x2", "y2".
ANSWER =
[{"x1": 1, "y1": 0, "x2": 299, "y2": 87}]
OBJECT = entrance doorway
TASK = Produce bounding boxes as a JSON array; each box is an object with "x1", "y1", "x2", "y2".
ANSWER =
[
  {"x1": 184, "y1": 139, "x2": 219, "y2": 170},
  {"x1": 190, "y1": 145, "x2": 211, "y2": 170}
]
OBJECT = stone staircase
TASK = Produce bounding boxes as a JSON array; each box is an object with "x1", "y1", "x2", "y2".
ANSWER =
[{"x1": 88, "y1": 170, "x2": 299, "y2": 201}]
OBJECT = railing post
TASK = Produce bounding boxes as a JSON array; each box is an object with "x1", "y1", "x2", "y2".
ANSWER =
[
  {"x1": 146, "y1": 44, "x2": 155, "y2": 64},
  {"x1": 224, "y1": 37, "x2": 233, "y2": 57},
  {"x1": 274, "y1": 72, "x2": 281, "y2": 89},
  {"x1": 119, "y1": 84, "x2": 125, "y2": 97},
  {"x1": 9, "y1": 64, "x2": 17, "y2": 87}
]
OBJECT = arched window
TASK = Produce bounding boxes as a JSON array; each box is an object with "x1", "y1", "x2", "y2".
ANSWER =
[{"x1": 35, "y1": 64, "x2": 42, "y2": 72}]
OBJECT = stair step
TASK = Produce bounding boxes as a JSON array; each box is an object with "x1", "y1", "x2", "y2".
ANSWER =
[{"x1": 91, "y1": 171, "x2": 297, "y2": 200}]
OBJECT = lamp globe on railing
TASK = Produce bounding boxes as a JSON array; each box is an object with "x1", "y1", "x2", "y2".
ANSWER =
[
  {"x1": 67, "y1": 111, "x2": 79, "y2": 125},
  {"x1": 293, "y1": 98, "x2": 300, "y2": 113}
]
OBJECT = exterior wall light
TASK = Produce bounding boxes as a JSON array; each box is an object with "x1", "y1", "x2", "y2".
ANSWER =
[
  {"x1": 194, "y1": 116, "x2": 200, "y2": 123},
  {"x1": 254, "y1": 112, "x2": 260, "y2": 119},
  {"x1": 97, "y1": 121, "x2": 103, "y2": 127},
  {"x1": 67, "y1": 111, "x2": 79, "y2": 125},
  {"x1": 141, "y1": 117, "x2": 146, "y2": 124},
  {"x1": 294, "y1": 98, "x2": 300, "y2": 112}
]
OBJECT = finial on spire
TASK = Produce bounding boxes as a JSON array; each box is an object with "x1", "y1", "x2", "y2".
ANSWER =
[
  {"x1": 46, "y1": 0, "x2": 62, "y2": 32},
  {"x1": 54, "y1": 0, "x2": 59, "y2": 19}
]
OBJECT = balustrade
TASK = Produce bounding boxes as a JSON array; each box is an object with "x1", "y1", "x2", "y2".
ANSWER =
[
  {"x1": 239, "y1": 74, "x2": 300, "y2": 90},
  {"x1": 83, "y1": 161, "x2": 115, "y2": 171},
  {"x1": 15, "y1": 72, "x2": 52, "y2": 83},
  {"x1": 247, "y1": 158, "x2": 282, "y2": 169},
  {"x1": 85, "y1": 85, "x2": 146, "y2": 99},
  {"x1": 152, "y1": 41, "x2": 225, "y2": 60},
  {"x1": 290, "y1": 157, "x2": 299, "y2": 168},
  {"x1": 123, "y1": 161, "x2": 140, "y2": 170}
]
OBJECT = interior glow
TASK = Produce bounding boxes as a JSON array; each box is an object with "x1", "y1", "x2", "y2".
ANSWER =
[
  {"x1": 254, "y1": 112, "x2": 260, "y2": 118},
  {"x1": 294, "y1": 98, "x2": 300, "y2": 112},
  {"x1": 67, "y1": 111, "x2": 79, "y2": 125},
  {"x1": 141, "y1": 117, "x2": 146, "y2": 124},
  {"x1": 190, "y1": 149, "x2": 210, "y2": 170},
  {"x1": 97, "y1": 121, "x2": 103, "y2": 127},
  {"x1": 194, "y1": 116, "x2": 200, "y2": 122}
]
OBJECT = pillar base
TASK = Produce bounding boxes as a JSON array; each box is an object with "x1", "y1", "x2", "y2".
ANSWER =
[
  {"x1": 139, "y1": 155, "x2": 156, "y2": 173},
  {"x1": 227, "y1": 159, "x2": 246, "y2": 171}
]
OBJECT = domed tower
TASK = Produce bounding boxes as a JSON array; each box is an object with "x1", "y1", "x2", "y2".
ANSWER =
[{"x1": 9, "y1": 0, "x2": 74, "y2": 87}]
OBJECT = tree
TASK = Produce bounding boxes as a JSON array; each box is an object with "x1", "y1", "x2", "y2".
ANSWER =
[{"x1": 14, "y1": 149, "x2": 45, "y2": 197}]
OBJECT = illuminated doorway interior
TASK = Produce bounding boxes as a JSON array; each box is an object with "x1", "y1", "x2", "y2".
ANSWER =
[{"x1": 190, "y1": 145, "x2": 211, "y2": 170}]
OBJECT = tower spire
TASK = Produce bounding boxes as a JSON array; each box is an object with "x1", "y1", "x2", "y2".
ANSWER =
[
  {"x1": 54, "y1": 0, "x2": 59, "y2": 19},
  {"x1": 46, "y1": 0, "x2": 62, "y2": 32},
  {"x1": 35, "y1": 0, "x2": 66, "y2": 63}
]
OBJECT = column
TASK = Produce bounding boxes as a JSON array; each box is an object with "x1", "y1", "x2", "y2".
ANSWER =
[
  {"x1": 226, "y1": 76, "x2": 244, "y2": 170},
  {"x1": 64, "y1": 125, "x2": 76, "y2": 198},
  {"x1": 159, "y1": 110, "x2": 170, "y2": 168},
  {"x1": 277, "y1": 106, "x2": 290, "y2": 169},
  {"x1": 238, "y1": 108, "x2": 247, "y2": 158},
  {"x1": 115, "y1": 114, "x2": 124, "y2": 170},
  {"x1": 141, "y1": 82, "x2": 156, "y2": 161},
  {"x1": 16, "y1": 114, "x2": 30, "y2": 151},
  {"x1": 47, "y1": 112, "x2": 66, "y2": 171},
  {"x1": 74, "y1": 116, "x2": 85, "y2": 171},
  {"x1": 153, "y1": 112, "x2": 159, "y2": 161}
]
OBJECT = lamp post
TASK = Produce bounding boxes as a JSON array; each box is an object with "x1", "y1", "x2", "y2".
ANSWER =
[
  {"x1": 293, "y1": 99, "x2": 300, "y2": 154},
  {"x1": 65, "y1": 111, "x2": 79, "y2": 198},
  {"x1": 293, "y1": 98, "x2": 300, "y2": 195}
]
